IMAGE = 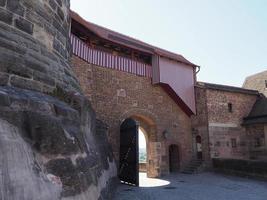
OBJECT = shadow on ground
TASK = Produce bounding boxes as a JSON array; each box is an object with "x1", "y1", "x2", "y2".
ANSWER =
[{"x1": 113, "y1": 172, "x2": 267, "y2": 200}]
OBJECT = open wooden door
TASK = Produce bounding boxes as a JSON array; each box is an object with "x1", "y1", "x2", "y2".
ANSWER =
[{"x1": 119, "y1": 118, "x2": 139, "y2": 186}]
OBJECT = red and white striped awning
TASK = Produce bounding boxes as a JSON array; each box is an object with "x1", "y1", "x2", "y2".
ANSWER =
[{"x1": 70, "y1": 34, "x2": 152, "y2": 78}]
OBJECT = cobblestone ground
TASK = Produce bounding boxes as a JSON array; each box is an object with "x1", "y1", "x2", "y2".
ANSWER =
[{"x1": 113, "y1": 172, "x2": 267, "y2": 200}]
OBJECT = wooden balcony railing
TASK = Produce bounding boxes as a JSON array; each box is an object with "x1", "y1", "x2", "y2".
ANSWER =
[{"x1": 70, "y1": 34, "x2": 152, "y2": 78}]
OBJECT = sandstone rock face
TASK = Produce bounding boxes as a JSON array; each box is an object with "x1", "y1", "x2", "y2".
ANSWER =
[
  {"x1": 0, "y1": 87, "x2": 117, "y2": 199},
  {"x1": 0, "y1": 0, "x2": 117, "y2": 199}
]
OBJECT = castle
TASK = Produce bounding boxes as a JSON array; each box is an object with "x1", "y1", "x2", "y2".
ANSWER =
[{"x1": 0, "y1": 1, "x2": 266, "y2": 199}]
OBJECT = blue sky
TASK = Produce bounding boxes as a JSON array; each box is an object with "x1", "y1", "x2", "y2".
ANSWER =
[{"x1": 71, "y1": 0, "x2": 267, "y2": 87}]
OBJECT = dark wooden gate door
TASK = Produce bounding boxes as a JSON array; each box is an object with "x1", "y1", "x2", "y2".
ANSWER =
[
  {"x1": 169, "y1": 145, "x2": 180, "y2": 172},
  {"x1": 119, "y1": 118, "x2": 139, "y2": 186}
]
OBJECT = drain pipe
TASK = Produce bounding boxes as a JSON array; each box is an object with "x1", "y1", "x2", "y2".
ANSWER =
[{"x1": 196, "y1": 65, "x2": 201, "y2": 74}]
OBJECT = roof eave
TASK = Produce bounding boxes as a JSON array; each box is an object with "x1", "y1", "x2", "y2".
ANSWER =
[{"x1": 70, "y1": 10, "x2": 198, "y2": 68}]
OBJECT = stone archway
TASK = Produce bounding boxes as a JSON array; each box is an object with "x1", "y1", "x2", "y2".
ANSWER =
[{"x1": 119, "y1": 109, "x2": 160, "y2": 178}]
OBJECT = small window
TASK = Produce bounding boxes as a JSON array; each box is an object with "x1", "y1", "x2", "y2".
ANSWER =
[
  {"x1": 228, "y1": 103, "x2": 233, "y2": 113},
  {"x1": 231, "y1": 138, "x2": 237, "y2": 148},
  {"x1": 265, "y1": 80, "x2": 267, "y2": 88}
]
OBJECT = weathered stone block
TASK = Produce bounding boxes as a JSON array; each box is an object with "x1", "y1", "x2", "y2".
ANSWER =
[
  {"x1": 7, "y1": 65, "x2": 33, "y2": 79},
  {"x1": 24, "y1": 56, "x2": 47, "y2": 73},
  {"x1": 55, "y1": 0, "x2": 62, "y2": 7},
  {"x1": 15, "y1": 17, "x2": 33, "y2": 35},
  {"x1": 54, "y1": 103, "x2": 79, "y2": 120},
  {"x1": 0, "y1": 8, "x2": 13, "y2": 25},
  {"x1": 0, "y1": 92, "x2": 10, "y2": 106},
  {"x1": 33, "y1": 71, "x2": 55, "y2": 86},
  {"x1": 48, "y1": 0, "x2": 57, "y2": 11},
  {"x1": 24, "y1": 112, "x2": 80, "y2": 155},
  {"x1": 53, "y1": 18, "x2": 67, "y2": 38},
  {"x1": 57, "y1": 7, "x2": 65, "y2": 21},
  {"x1": 45, "y1": 158, "x2": 88, "y2": 197},
  {"x1": 0, "y1": 72, "x2": 9, "y2": 86},
  {"x1": 7, "y1": 0, "x2": 25, "y2": 16},
  {"x1": 0, "y1": 38, "x2": 27, "y2": 56},
  {"x1": 25, "y1": 10, "x2": 44, "y2": 28},
  {"x1": 0, "y1": 0, "x2": 6, "y2": 7},
  {"x1": 40, "y1": 47, "x2": 58, "y2": 61},
  {"x1": 10, "y1": 76, "x2": 43, "y2": 92},
  {"x1": 53, "y1": 38, "x2": 67, "y2": 58},
  {"x1": 56, "y1": 31, "x2": 66, "y2": 46}
]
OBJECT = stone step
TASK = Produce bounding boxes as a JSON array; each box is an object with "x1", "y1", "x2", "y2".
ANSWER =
[{"x1": 181, "y1": 159, "x2": 203, "y2": 174}]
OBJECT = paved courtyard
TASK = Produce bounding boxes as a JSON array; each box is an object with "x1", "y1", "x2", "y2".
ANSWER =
[{"x1": 113, "y1": 172, "x2": 267, "y2": 200}]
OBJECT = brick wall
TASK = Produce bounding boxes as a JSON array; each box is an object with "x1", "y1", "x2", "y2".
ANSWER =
[
  {"x1": 206, "y1": 89, "x2": 257, "y2": 125},
  {"x1": 71, "y1": 56, "x2": 193, "y2": 176},
  {"x1": 193, "y1": 85, "x2": 258, "y2": 160},
  {"x1": 207, "y1": 89, "x2": 257, "y2": 159}
]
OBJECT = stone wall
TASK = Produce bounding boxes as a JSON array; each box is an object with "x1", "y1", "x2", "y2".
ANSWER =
[
  {"x1": 191, "y1": 86, "x2": 211, "y2": 166},
  {"x1": 0, "y1": 86, "x2": 117, "y2": 200},
  {"x1": 243, "y1": 70, "x2": 267, "y2": 97},
  {"x1": 192, "y1": 85, "x2": 258, "y2": 161},
  {"x1": 213, "y1": 158, "x2": 267, "y2": 180},
  {"x1": 245, "y1": 124, "x2": 267, "y2": 160},
  {"x1": 0, "y1": 0, "x2": 80, "y2": 94},
  {"x1": 206, "y1": 89, "x2": 257, "y2": 125},
  {"x1": 0, "y1": 0, "x2": 117, "y2": 199},
  {"x1": 71, "y1": 56, "x2": 193, "y2": 176},
  {"x1": 206, "y1": 88, "x2": 257, "y2": 159}
]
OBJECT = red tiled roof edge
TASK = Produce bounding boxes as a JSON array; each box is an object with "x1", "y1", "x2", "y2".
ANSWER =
[{"x1": 70, "y1": 10, "x2": 198, "y2": 68}]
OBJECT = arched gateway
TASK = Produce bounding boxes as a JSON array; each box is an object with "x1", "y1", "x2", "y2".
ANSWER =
[
  {"x1": 119, "y1": 118, "x2": 139, "y2": 186},
  {"x1": 71, "y1": 11, "x2": 197, "y2": 182}
]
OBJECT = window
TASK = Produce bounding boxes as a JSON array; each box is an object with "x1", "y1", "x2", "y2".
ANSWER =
[
  {"x1": 265, "y1": 80, "x2": 267, "y2": 88},
  {"x1": 231, "y1": 138, "x2": 237, "y2": 148},
  {"x1": 228, "y1": 103, "x2": 233, "y2": 113}
]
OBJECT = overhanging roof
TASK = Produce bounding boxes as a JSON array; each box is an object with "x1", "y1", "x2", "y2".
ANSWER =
[{"x1": 70, "y1": 10, "x2": 198, "y2": 68}]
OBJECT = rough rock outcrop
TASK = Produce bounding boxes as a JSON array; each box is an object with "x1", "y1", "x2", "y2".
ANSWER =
[{"x1": 0, "y1": 0, "x2": 117, "y2": 199}]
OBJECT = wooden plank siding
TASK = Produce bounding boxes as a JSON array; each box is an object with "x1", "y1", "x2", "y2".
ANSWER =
[{"x1": 70, "y1": 34, "x2": 152, "y2": 78}]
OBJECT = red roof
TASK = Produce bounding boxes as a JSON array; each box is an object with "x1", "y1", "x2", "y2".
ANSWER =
[{"x1": 71, "y1": 10, "x2": 198, "y2": 68}]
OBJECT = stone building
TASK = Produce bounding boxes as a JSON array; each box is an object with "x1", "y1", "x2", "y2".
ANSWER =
[
  {"x1": 243, "y1": 70, "x2": 267, "y2": 97},
  {"x1": 70, "y1": 11, "x2": 198, "y2": 182},
  {"x1": 192, "y1": 81, "x2": 267, "y2": 167},
  {"x1": 69, "y1": 10, "x2": 267, "y2": 180},
  {"x1": 242, "y1": 71, "x2": 267, "y2": 160},
  {"x1": 0, "y1": 0, "x2": 266, "y2": 198}
]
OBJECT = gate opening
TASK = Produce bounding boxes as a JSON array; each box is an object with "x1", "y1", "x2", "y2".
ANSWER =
[
  {"x1": 169, "y1": 144, "x2": 180, "y2": 172},
  {"x1": 119, "y1": 118, "x2": 139, "y2": 186},
  {"x1": 139, "y1": 128, "x2": 147, "y2": 174}
]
